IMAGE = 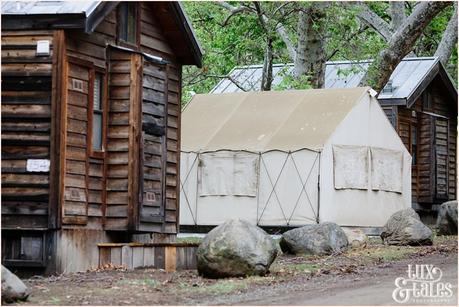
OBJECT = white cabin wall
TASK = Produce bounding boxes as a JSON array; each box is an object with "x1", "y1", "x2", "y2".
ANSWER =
[{"x1": 319, "y1": 93, "x2": 411, "y2": 227}]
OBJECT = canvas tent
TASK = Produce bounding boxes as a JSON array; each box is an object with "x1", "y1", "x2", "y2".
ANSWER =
[{"x1": 180, "y1": 87, "x2": 411, "y2": 228}]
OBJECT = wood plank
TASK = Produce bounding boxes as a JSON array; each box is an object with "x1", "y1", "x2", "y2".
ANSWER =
[
  {"x1": 2, "y1": 63, "x2": 52, "y2": 76},
  {"x1": 1, "y1": 104, "x2": 51, "y2": 118},
  {"x1": 164, "y1": 246, "x2": 176, "y2": 272},
  {"x1": 2, "y1": 146, "x2": 49, "y2": 159},
  {"x1": 1, "y1": 173, "x2": 49, "y2": 186}
]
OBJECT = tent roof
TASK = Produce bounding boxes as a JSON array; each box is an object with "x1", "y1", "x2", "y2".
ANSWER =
[
  {"x1": 210, "y1": 57, "x2": 456, "y2": 105},
  {"x1": 182, "y1": 87, "x2": 371, "y2": 152}
]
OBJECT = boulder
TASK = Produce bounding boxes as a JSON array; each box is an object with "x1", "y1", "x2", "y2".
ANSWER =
[
  {"x1": 196, "y1": 219, "x2": 278, "y2": 278},
  {"x1": 380, "y1": 208, "x2": 433, "y2": 245},
  {"x1": 436, "y1": 200, "x2": 458, "y2": 235},
  {"x1": 280, "y1": 222, "x2": 348, "y2": 255},
  {"x1": 1, "y1": 265, "x2": 29, "y2": 303},
  {"x1": 342, "y1": 228, "x2": 368, "y2": 248}
]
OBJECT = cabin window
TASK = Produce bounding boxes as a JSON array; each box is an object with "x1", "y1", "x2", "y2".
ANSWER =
[
  {"x1": 422, "y1": 91, "x2": 432, "y2": 111},
  {"x1": 91, "y1": 73, "x2": 105, "y2": 152},
  {"x1": 411, "y1": 124, "x2": 417, "y2": 165},
  {"x1": 118, "y1": 2, "x2": 137, "y2": 45}
]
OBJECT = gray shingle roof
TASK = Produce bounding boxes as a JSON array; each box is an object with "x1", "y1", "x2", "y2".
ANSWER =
[
  {"x1": 210, "y1": 57, "x2": 448, "y2": 102},
  {"x1": 1, "y1": 1, "x2": 100, "y2": 16}
]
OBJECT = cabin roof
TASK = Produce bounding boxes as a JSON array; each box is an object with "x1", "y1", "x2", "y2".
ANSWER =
[
  {"x1": 210, "y1": 57, "x2": 457, "y2": 106},
  {"x1": 1, "y1": 1, "x2": 100, "y2": 15},
  {"x1": 182, "y1": 87, "x2": 371, "y2": 152},
  {"x1": 1, "y1": 1, "x2": 203, "y2": 67}
]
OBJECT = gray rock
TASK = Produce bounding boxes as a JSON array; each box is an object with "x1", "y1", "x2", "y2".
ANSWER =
[
  {"x1": 280, "y1": 222, "x2": 348, "y2": 255},
  {"x1": 196, "y1": 219, "x2": 278, "y2": 278},
  {"x1": 380, "y1": 208, "x2": 433, "y2": 245},
  {"x1": 1, "y1": 265, "x2": 29, "y2": 303},
  {"x1": 342, "y1": 228, "x2": 368, "y2": 248},
  {"x1": 436, "y1": 200, "x2": 458, "y2": 235}
]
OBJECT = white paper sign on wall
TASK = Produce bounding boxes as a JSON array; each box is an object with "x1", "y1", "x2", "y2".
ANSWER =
[{"x1": 26, "y1": 159, "x2": 50, "y2": 172}]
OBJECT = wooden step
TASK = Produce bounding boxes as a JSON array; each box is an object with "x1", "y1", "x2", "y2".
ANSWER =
[{"x1": 97, "y1": 242, "x2": 199, "y2": 272}]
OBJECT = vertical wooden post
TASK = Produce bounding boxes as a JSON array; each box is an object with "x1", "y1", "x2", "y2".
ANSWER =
[
  {"x1": 164, "y1": 246, "x2": 176, "y2": 272},
  {"x1": 121, "y1": 245, "x2": 133, "y2": 269}
]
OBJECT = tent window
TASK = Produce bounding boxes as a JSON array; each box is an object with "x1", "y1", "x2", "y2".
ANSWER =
[
  {"x1": 118, "y1": 2, "x2": 137, "y2": 45},
  {"x1": 333, "y1": 145, "x2": 369, "y2": 190},
  {"x1": 370, "y1": 147, "x2": 403, "y2": 193},
  {"x1": 199, "y1": 153, "x2": 259, "y2": 197}
]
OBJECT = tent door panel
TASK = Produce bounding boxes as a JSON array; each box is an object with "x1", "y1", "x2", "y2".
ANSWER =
[{"x1": 138, "y1": 59, "x2": 168, "y2": 231}]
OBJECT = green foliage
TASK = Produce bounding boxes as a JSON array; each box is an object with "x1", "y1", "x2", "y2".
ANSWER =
[
  {"x1": 182, "y1": 1, "x2": 457, "y2": 102},
  {"x1": 274, "y1": 73, "x2": 313, "y2": 91}
]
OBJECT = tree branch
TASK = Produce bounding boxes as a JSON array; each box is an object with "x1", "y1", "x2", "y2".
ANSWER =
[
  {"x1": 360, "y1": 1, "x2": 452, "y2": 91},
  {"x1": 434, "y1": 2, "x2": 458, "y2": 65},
  {"x1": 390, "y1": 1, "x2": 407, "y2": 31},
  {"x1": 348, "y1": 2, "x2": 393, "y2": 42},
  {"x1": 214, "y1": 1, "x2": 296, "y2": 61}
]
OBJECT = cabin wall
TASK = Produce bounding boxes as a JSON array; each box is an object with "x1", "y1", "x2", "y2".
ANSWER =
[
  {"x1": 397, "y1": 76, "x2": 457, "y2": 206},
  {"x1": 61, "y1": 2, "x2": 182, "y2": 234},
  {"x1": 1, "y1": 30, "x2": 55, "y2": 230},
  {"x1": 140, "y1": 2, "x2": 182, "y2": 234}
]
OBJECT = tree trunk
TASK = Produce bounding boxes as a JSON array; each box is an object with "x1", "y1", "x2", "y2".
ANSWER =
[
  {"x1": 293, "y1": 3, "x2": 328, "y2": 88},
  {"x1": 261, "y1": 38, "x2": 274, "y2": 91},
  {"x1": 434, "y1": 2, "x2": 458, "y2": 66},
  {"x1": 359, "y1": 1, "x2": 452, "y2": 92}
]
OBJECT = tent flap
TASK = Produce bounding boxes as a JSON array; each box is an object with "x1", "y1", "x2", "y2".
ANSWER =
[
  {"x1": 333, "y1": 145, "x2": 369, "y2": 190},
  {"x1": 199, "y1": 152, "x2": 259, "y2": 197},
  {"x1": 371, "y1": 147, "x2": 403, "y2": 193}
]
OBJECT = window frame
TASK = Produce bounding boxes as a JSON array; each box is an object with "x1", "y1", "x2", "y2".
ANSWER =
[
  {"x1": 88, "y1": 67, "x2": 108, "y2": 158},
  {"x1": 116, "y1": 2, "x2": 140, "y2": 48}
]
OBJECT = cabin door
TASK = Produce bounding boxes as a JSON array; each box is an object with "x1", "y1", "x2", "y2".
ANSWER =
[
  {"x1": 433, "y1": 117, "x2": 449, "y2": 200},
  {"x1": 137, "y1": 59, "x2": 168, "y2": 232}
]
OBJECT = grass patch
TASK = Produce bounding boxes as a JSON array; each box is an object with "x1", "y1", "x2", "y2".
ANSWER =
[
  {"x1": 284, "y1": 263, "x2": 321, "y2": 273},
  {"x1": 177, "y1": 275, "x2": 272, "y2": 295},
  {"x1": 204, "y1": 280, "x2": 248, "y2": 294},
  {"x1": 176, "y1": 236, "x2": 203, "y2": 244},
  {"x1": 433, "y1": 235, "x2": 457, "y2": 244},
  {"x1": 46, "y1": 297, "x2": 61, "y2": 305},
  {"x1": 346, "y1": 245, "x2": 415, "y2": 263},
  {"x1": 118, "y1": 278, "x2": 160, "y2": 288}
]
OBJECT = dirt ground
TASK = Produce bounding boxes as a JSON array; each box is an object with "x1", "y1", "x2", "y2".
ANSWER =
[{"x1": 9, "y1": 236, "x2": 458, "y2": 306}]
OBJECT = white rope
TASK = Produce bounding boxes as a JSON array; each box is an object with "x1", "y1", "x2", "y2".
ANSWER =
[
  {"x1": 288, "y1": 153, "x2": 320, "y2": 223},
  {"x1": 257, "y1": 153, "x2": 290, "y2": 225}
]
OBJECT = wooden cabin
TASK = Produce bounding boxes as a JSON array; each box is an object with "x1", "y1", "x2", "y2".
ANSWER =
[
  {"x1": 209, "y1": 58, "x2": 458, "y2": 222},
  {"x1": 1, "y1": 1, "x2": 202, "y2": 274}
]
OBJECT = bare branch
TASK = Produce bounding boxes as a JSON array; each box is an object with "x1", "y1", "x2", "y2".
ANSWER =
[{"x1": 434, "y1": 2, "x2": 458, "y2": 65}]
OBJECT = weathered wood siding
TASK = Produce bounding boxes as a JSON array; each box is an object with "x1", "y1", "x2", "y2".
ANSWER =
[
  {"x1": 396, "y1": 76, "x2": 457, "y2": 205},
  {"x1": 60, "y1": 2, "x2": 181, "y2": 233},
  {"x1": 1, "y1": 30, "x2": 55, "y2": 229},
  {"x1": 140, "y1": 2, "x2": 181, "y2": 234},
  {"x1": 430, "y1": 77, "x2": 457, "y2": 201},
  {"x1": 63, "y1": 61, "x2": 90, "y2": 226}
]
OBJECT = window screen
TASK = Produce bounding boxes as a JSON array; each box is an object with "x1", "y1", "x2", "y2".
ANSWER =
[{"x1": 92, "y1": 74, "x2": 103, "y2": 151}]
